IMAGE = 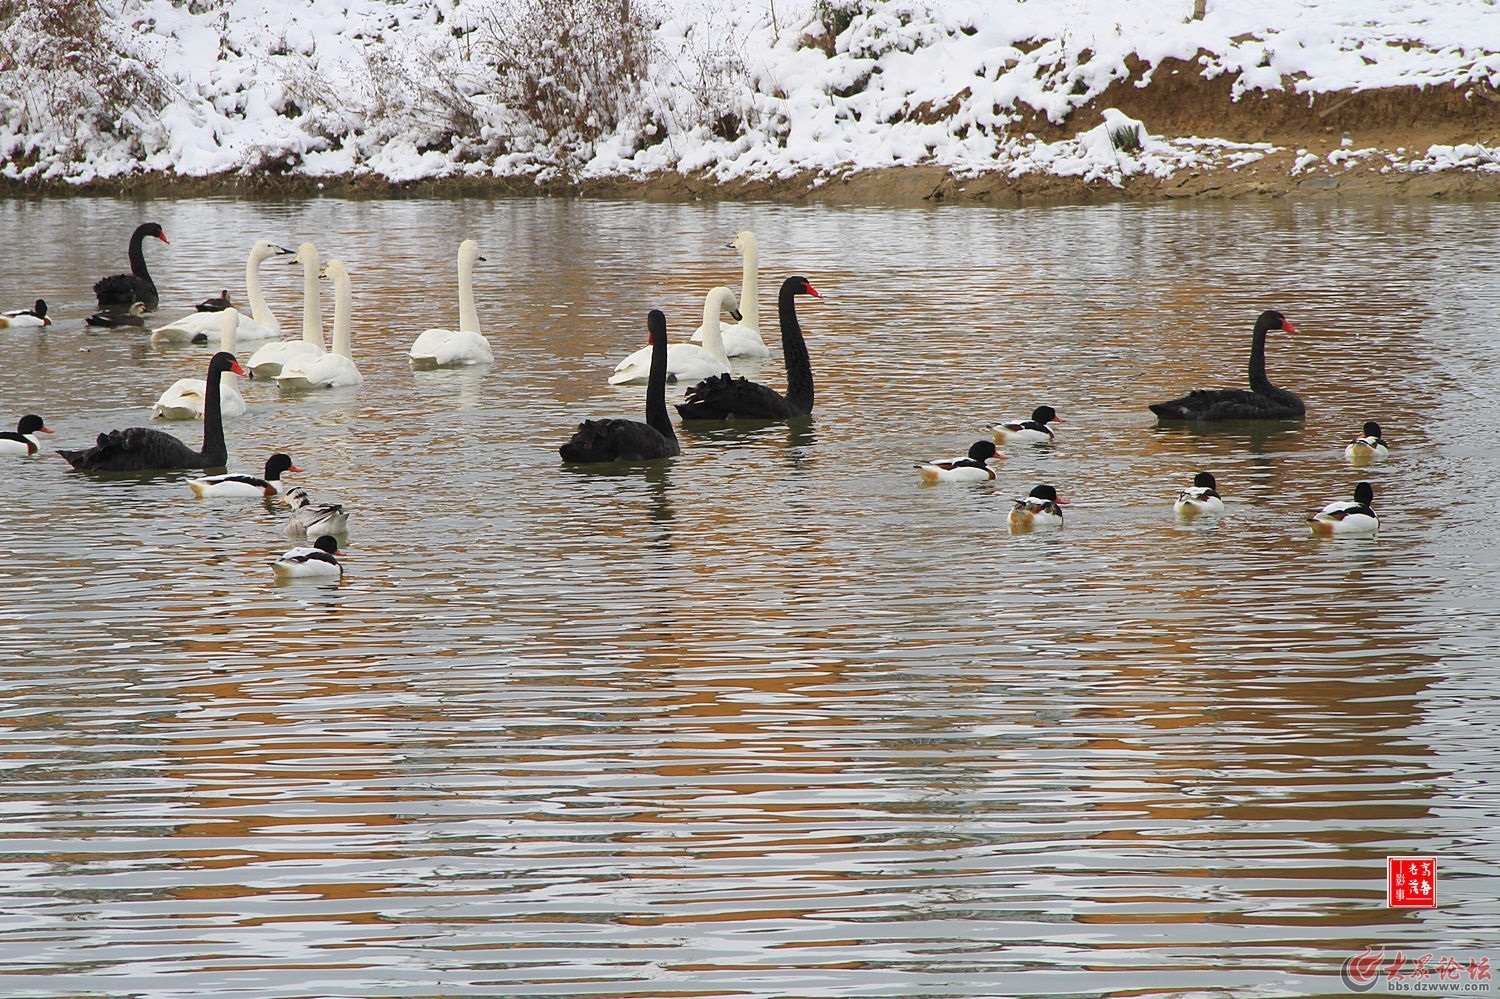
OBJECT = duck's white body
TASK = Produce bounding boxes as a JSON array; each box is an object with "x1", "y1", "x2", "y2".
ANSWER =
[
  {"x1": 0, "y1": 301, "x2": 49, "y2": 328},
  {"x1": 410, "y1": 239, "x2": 494, "y2": 368},
  {"x1": 1174, "y1": 487, "x2": 1226, "y2": 519},
  {"x1": 277, "y1": 259, "x2": 362, "y2": 390},
  {"x1": 1308, "y1": 484, "x2": 1380, "y2": 537},
  {"x1": 0, "y1": 415, "x2": 52, "y2": 456},
  {"x1": 152, "y1": 309, "x2": 248, "y2": 420},
  {"x1": 1008, "y1": 486, "x2": 1067, "y2": 533},
  {"x1": 690, "y1": 231, "x2": 770, "y2": 359},
  {"x1": 992, "y1": 406, "x2": 1061, "y2": 445},
  {"x1": 189, "y1": 452, "x2": 299, "y2": 498},
  {"x1": 248, "y1": 242, "x2": 324, "y2": 378},
  {"x1": 151, "y1": 241, "x2": 292, "y2": 343},
  {"x1": 1344, "y1": 422, "x2": 1390, "y2": 465},
  {"x1": 283, "y1": 486, "x2": 350, "y2": 538},
  {"x1": 916, "y1": 441, "x2": 1003, "y2": 482},
  {"x1": 271, "y1": 536, "x2": 342, "y2": 579},
  {"x1": 609, "y1": 286, "x2": 739, "y2": 386},
  {"x1": 1174, "y1": 472, "x2": 1226, "y2": 519}
]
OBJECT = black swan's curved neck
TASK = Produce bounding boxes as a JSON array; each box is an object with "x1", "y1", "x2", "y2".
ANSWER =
[
  {"x1": 1248, "y1": 324, "x2": 1274, "y2": 393},
  {"x1": 200, "y1": 356, "x2": 231, "y2": 466},
  {"x1": 128, "y1": 227, "x2": 154, "y2": 282},
  {"x1": 779, "y1": 279, "x2": 813, "y2": 414},
  {"x1": 644, "y1": 312, "x2": 676, "y2": 442}
]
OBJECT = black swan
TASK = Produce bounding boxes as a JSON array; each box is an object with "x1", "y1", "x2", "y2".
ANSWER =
[
  {"x1": 1, "y1": 414, "x2": 53, "y2": 456},
  {"x1": 676, "y1": 275, "x2": 822, "y2": 421},
  {"x1": 59, "y1": 351, "x2": 245, "y2": 472},
  {"x1": 94, "y1": 222, "x2": 169, "y2": 312},
  {"x1": 560, "y1": 310, "x2": 681, "y2": 463},
  {"x1": 1148, "y1": 310, "x2": 1303, "y2": 421}
]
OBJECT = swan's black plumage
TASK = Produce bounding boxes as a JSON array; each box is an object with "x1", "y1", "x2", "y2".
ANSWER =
[
  {"x1": 560, "y1": 310, "x2": 681, "y2": 463},
  {"x1": 676, "y1": 276, "x2": 821, "y2": 421},
  {"x1": 59, "y1": 351, "x2": 244, "y2": 471},
  {"x1": 1149, "y1": 310, "x2": 1304, "y2": 421},
  {"x1": 94, "y1": 222, "x2": 168, "y2": 312}
]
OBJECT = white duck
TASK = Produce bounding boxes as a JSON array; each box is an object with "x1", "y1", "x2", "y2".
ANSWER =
[
  {"x1": 0, "y1": 414, "x2": 53, "y2": 456},
  {"x1": 277, "y1": 259, "x2": 362, "y2": 390},
  {"x1": 151, "y1": 308, "x2": 249, "y2": 420},
  {"x1": 609, "y1": 286, "x2": 740, "y2": 386},
  {"x1": 690, "y1": 231, "x2": 770, "y2": 359},
  {"x1": 271, "y1": 534, "x2": 343, "y2": 579},
  {"x1": 188, "y1": 452, "x2": 300, "y2": 498},
  {"x1": 247, "y1": 242, "x2": 325, "y2": 379},
  {"x1": 150, "y1": 240, "x2": 293, "y2": 343},
  {"x1": 410, "y1": 239, "x2": 494, "y2": 368},
  {"x1": 1308, "y1": 481, "x2": 1379, "y2": 537},
  {"x1": 282, "y1": 485, "x2": 350, "y2": 538},
  {"x1": 0, "y1": 299, "x2": 50, "y2": 328},
  {"x1": 1174, "y1": 471, "x2": 1226, "y2": 519}
]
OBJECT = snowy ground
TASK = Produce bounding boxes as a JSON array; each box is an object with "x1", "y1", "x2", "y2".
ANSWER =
[{"x1": 2, "y1": 0, "x2": 1498, "y2": 190}]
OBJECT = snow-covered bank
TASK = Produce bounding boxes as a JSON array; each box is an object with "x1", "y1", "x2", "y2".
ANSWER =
[{"x1": 2, "y1": 0, "x2": 1499, "y2": 200}]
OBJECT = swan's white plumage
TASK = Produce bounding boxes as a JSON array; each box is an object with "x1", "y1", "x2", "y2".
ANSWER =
[
  {"x1": 410, "y1": 239, "x2": 494, "y2": 368},
  {"x1": 152, "y1": 309, "x2": 248, "y2": 420},
  {"x1": 690, "y1": 231, "x2": 770, "y2": 358},
  {"x1": 277, "y1": 259, "x2": 362, "y2": 390},
  {"x1": 609, "y1": 286, "x2": 739, "y2": 385},
  {"x1": 247, "y1": 242, "x2": 325, "y2": 378},
  {"x1": 151, "y1": 240, "x2": 291, "y2": 344}
]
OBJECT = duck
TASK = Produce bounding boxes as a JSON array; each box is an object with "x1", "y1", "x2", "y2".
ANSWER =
[
  {"x1": 0, "y1": 414, "x2": 53, "y2": 456},
  {"x1": 94, "y1": 222, "x2": 168, "y2": 312},
  {"x1": 196, "y1": 290, "x2": 233, "y2": 312},
  {"x1": 1008, "y1": 484, "x2": 1067, "y2": 532},
  {"x1": 188, "y1": 452, "x2": 300, "y2": 498},
  {"x1": 1308, "y1": 481, "x2": 1379, "y2": 537},
  {"x1": 271, "y1": 534, "x2": 342, "y2": 579},
  {"x1": 0, "y1": 299, "x2": 50, "y2": 328},
  {"x1": 561, "y1": 309, "x2": 680, "y2": 462},
  {"x1": 247, "y1": 242, "x2": 324, "y2": 378},
  {"x1": 1174, "y1": 471, "x2": 1226, "y2": 519},
  {"x1": 991, "y1": 405, "x2": 1061, "y2": 444},
  {"x1": 151, "y1": 240, "x2": 293, "y2": 343},
  {"x1": 689, "y1": 230, "x2": 771, "y2": 359},
  {"x1": 1344, "y1": 421, "x2": 1390, "y2": 464},
  {"x1": 282, "y1": 486, "x2": 350, "y2": 538},
  {"x1": 675, "y1": 276, "x2": 822, "y2": 421},
  {"x1": 1149, "y1": 310, "x2": 1304, "y2": 421},
  {"x1": 916, "y1": 441, "x2": 1005, "y2": 482},
  {"x1": 86, "y1": 302, "x2": 148, "y2": 327},
  {"x1": 609, "y1": 286, "x2": 739, "y2": 385},
  {"x1": 58, "y1": 351, "x2": 244, "y2": 471},
  {"x1": 277, "y1": 259, "x2": 362, "y2": 390},
  {"x1": 409, "y1": 238, "x2": 494, "y2": 368},
  {"x1": 152, "y1": 309, "x2": 249, "y2": 420}
]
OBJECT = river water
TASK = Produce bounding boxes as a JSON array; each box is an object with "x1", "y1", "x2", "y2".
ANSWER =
[{"x1": 0, "y1": 193, "x2": 1496, "y2": 998}]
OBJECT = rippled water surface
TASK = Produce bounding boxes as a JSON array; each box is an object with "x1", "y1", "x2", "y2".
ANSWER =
[{"x1": 1, "y1": 194, "x2": 1498, "y2": 998}]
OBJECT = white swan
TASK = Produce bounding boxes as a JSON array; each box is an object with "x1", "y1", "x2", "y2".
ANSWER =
[
  {"x1": 152, "y1": 309, "x2": 249, "y2": 420},
  {"x1": 690, "y1": 231, "x2": 770, "y2": 359},
  {"x1": 609, "y1": 286, "x2": 740, "y2": 386},
  {"x1": 151, "y1": 240, "x2": 293, "y2": 344},
  {"x1": 410, "y1": 239, "x2": 494, "y2": 368},
  {"x1": 277, "y1": 259, "x2": 362, "y2": 390},
  {"x1": 247, "y1": 242, "x2": 325, "y2": 378}
]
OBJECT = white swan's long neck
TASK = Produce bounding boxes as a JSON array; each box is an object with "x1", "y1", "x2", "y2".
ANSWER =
[
  {"x1": 220, "y1": 308, "x2": 239, "y2": 353},
  {"x1": 246, "y1": 250, "x2": 279, "y2": 334},
  {"x1": 330, "y1": 267, "x2": 353, "y2": 359},
  {"x1": 457, "y1": 248, "x2": 481, "y2": 334},
  {"x1": 737, "y1": 234, "x2": 760, "y2": 331},
  {"x1": 300, "y1": 249, "x2": 324, "y2": 348},
  {"x1": 700, "y1": 288, "x2": 735, "y2": 365}
]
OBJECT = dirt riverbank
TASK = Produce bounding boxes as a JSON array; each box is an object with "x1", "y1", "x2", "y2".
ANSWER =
[{"x1": 7, "y1": 63, "x2": 1500, "y2": 206}]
